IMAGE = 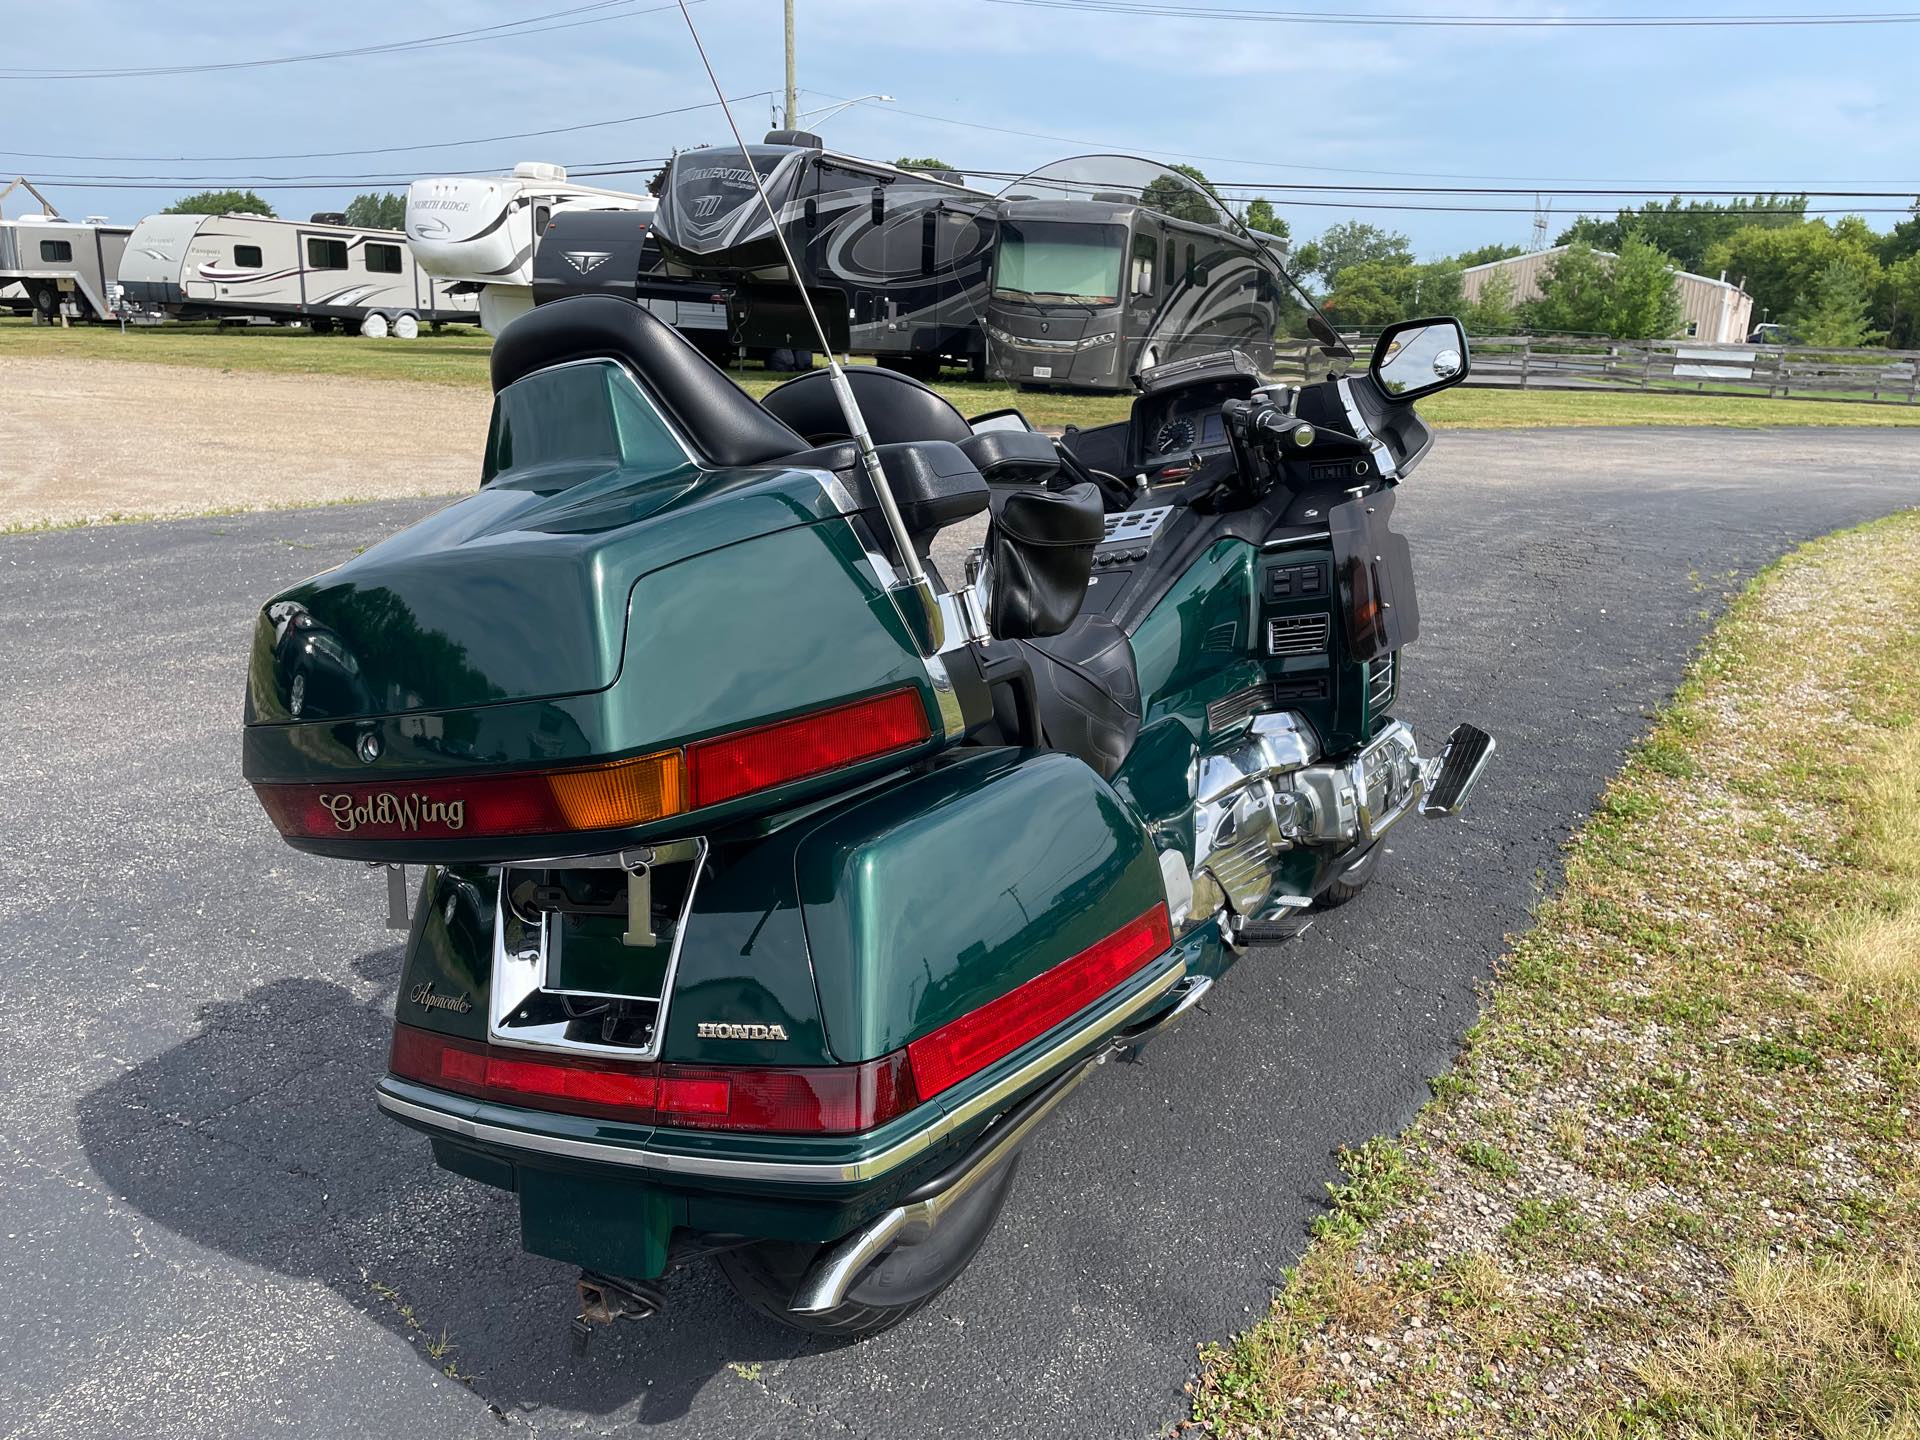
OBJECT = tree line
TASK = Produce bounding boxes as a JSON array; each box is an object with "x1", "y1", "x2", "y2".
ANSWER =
[{"x1": 1286, "y1": 194, "x2": 1920, "y2": 347}]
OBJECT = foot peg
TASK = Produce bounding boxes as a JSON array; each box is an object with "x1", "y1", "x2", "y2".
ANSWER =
[
  {"x1": 1233, "y1": 913, "x2": 1315, "y2": 947},
  {"x1": 1420, "y1": 723, "x2": 1495, "y2": 817}
]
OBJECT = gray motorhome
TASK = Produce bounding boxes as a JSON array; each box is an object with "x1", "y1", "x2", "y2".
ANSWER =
[
  {"x1": 645, "y1": 131, "x2": 997, "y2": 374},
  {"x1": 986, "y1": 156, "x2": 1298, "y2": 392},
  {"x1": 119, "y1": 211, "x2": 477, "y2": 336},
  {"x1": 0, "y1": 215, "x2": 133, "y2": 322}
]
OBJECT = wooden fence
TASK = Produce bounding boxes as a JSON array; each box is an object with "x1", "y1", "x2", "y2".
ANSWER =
[{"x1": 1276, "y1": 334, "x2": 1920, "y2": 405}]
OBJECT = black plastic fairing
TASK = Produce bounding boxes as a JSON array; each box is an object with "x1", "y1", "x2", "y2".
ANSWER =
[{"x1": 1329, "y1": 488, "x2": 1419, "y2": 662}]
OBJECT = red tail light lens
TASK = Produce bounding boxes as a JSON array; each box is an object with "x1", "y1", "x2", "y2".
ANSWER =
[
  {"x1": 255, "y1": 689, "x2": 932, "y2": 843},
  {"x1": 686, "y1": 687, "x2": 932, "y2": 810},
  {"x1": 906, "y1": 905, "x2": 1173, "y2": 1099},
  {"x1": 389, "y1": 1025, "x2": 920, "y2": 1135}
]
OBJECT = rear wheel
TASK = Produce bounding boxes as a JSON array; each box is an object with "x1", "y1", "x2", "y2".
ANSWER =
[
  {"x1": 715, "y1": 1156, "x2": 1019, "y2": 1337},
  {"x1": 1315, "y1": 842, "x2": 1384, "y2": 909},
  {"x1": 359, "y1": 312, "x2": 389, "y2": 339},
  {"x1": 391, "y1": 312, "x2": 420, "y2": 340}
]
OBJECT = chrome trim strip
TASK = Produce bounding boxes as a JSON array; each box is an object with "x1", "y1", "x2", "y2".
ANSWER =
[
  {"x1": 1334, "y1": 376, "x2": 1399, "y2": 482},
  {"x1": 378, "y1": 955, "x2": 1188, "y2": 1185},
  {"x1": 1260, "y1": 530, "x2": 1331, "y2": 551}
]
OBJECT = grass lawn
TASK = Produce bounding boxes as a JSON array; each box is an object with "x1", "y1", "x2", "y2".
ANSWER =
[
  {"x1": 5, "y1": 317, "x2": 1918, "y2": 431},
  {"x1": 1190, "y1": 508, "x2": 1920, "y2": 1437}
]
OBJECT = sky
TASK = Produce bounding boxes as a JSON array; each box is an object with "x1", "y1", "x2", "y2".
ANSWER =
[{"x1": 6, "y1": 0, "x2": 1918, "y2": 263}]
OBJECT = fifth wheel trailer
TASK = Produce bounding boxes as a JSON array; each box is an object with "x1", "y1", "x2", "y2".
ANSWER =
[
  {"x1": 406, "y1": 161, "x2": 653, "y2": 335},
  {"x1": 119, "y1": 211, "x2": 477, "y2": 335},
  {"x1": 0, "y1": 215, "x2": 133, "y2": 322}
]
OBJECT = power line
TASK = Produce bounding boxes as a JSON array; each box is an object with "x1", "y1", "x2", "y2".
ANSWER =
[
  {"x1": 820, "y1": 90, "x2": 1918, "y2": 191},
  {"x1": 0, "y1": 0, "x2": 713, "y2": 81},
  {"x1": 0, "y1": 95, "x2": 767, "y2": 164},
  {"x1": 976, "y1": 0, "x2": 1920, "y2": 27}
]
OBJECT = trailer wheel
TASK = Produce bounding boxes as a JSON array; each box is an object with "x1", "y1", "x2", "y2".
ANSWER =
[
  {"x1": 359, "y1": 312, "x2": 390, "y2": 339},
  {"x1": 715, "y1": 1156, "x2": 1018, "y2": 1337},
  {"x1": 391, "y1": 313, "x2": 420, "y2": 340},
  {"x1": 310, "y1": 317, "x2": 337, "y2": 335},
  {"x1": 31, "y1": 284, "x2": 59, "y2": 322}
]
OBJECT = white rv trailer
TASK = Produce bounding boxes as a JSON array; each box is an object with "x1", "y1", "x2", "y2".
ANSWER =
[
  {"x1": 0, "y1": 214, "x2": 134, "y2": 321},
  {"x1": 406, "y1": 161, "x2": 653, "y2": 333},
  {"x1": 119, "y1": 211, "x2": 478, "y2": 336}
]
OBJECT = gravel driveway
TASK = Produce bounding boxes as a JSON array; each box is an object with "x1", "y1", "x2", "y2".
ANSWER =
[
  {"x1": 1, "y1": 427, "x2": 1916, "y2": 1438},
  {"x1": 0, "y1": 357, "x2": 486, "y2": 528}
]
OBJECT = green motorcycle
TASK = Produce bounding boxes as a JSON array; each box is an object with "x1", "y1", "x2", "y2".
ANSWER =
[{"x1": 241, "y1": 159, "x2": 1491, "y2": 1344}]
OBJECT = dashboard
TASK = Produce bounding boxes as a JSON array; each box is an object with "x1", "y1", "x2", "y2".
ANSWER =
[{"x1": 1128, "y1": 369, "x2": 1257, "y2": 473}]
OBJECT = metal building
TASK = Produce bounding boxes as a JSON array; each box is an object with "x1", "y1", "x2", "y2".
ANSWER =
[{"x1": 1459, "y1": 244, "x2": 1754, "y2": 342}]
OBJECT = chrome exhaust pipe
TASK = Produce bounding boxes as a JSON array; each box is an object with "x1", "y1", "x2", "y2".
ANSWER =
[{"x1": 789, "y1": 1065, "x2": 1092, "y2": 1315}]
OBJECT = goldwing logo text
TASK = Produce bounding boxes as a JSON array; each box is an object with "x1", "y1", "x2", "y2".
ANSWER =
[{"x1": 319, "y1": 792, "x2": 466, "y2": 834}]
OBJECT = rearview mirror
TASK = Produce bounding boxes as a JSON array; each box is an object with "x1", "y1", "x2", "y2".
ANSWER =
[
  {"x1": 1369, "y1": 317, "x2": 1469, "y2": 402},
  {"x1": 968, "y1": 408, "x2": 1035, "y2": 435}
]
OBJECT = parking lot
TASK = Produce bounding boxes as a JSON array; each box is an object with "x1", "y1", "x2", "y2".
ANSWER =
[{"x1": 4, "y1": 422, "x2": 1915, "y2": 1437}]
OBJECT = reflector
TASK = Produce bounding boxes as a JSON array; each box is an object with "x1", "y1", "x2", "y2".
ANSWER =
[{"x1": 906, "y1": 905, "x2": 1173, "y2": 1099}]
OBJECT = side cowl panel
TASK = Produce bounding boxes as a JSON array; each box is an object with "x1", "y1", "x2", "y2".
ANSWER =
[{"x1": 796, "y1": 750, "x2": 1164, "y2": 1063}]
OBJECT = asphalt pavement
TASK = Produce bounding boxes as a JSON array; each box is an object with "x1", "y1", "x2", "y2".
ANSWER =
[{"x1": 3, "y1": 427, "x2": 1916, "y2": 1438}]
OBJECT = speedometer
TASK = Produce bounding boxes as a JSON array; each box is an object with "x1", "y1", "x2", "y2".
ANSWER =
[{"x1": 1153, "y1": 417, "x2": 1196, "y2": 453}]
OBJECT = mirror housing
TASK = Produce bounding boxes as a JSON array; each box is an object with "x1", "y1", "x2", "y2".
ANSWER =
[
  {"x1": 1369, "y1": 317, "x2": 1470, "y2": 402},
  {"x1": 967, "y1": 407, "x2": 1036, "y2": 435}
]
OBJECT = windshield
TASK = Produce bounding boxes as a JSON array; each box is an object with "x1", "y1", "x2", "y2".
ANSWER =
[
  {"x1": 994, "y1": 221, "x2": 1125, "y2": 304},
  {"x1": 998, "y1": 154, "x2": 1347, "y2": 358}
]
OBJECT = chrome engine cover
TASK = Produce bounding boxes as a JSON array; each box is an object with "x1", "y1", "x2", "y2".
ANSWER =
[{"x1": 1188, "y1": 715, "x2": 1426, "y2": 925}]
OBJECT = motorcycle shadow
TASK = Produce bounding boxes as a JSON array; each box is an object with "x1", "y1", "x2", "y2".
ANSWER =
[{"x1": 74, "y1": 951, "x2": 816, "y2": 1425}]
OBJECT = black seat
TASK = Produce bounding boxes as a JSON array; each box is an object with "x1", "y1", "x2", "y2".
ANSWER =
[
  {"x1": 761, "y1": 366, "x2": 972, "y2": 446},
  {"x1": 1010, "y1": 618, "x2": 1141, "y2": 780},
  {"x1": 492, "y1": 295, "x2": 807, "y2": 467}
]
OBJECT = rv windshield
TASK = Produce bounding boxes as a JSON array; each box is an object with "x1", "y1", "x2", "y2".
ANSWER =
[
  {"x1": 999, "y1": 154, "x2": 1346, "y2": 357},
  {"x1": 994, "y1": 221, "x2": 1125, "y2": 304}
]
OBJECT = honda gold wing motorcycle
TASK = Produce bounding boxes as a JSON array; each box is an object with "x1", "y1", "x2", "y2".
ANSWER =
[{"x1": 241, "y1": 156, "x2": 1493, "y2": 1345}]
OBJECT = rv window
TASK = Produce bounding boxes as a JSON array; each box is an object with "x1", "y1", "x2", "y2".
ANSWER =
[
  {"x1": 533, "y1": 205, "x2": 551, "y2": 236},
  {"x1": 234, "y1": 245, "x2": 263, "y2": 269},
  {"x1": 1185, "y1": 243, "x2": 1196, "y2": 284},
  {"x1": 306, "y1": 237, "x2": 349, "y2": 270},
  {"x1": 1164, "y1": 237, "x2": 1176, "y2": 287},
  {"x1": 39, "y1": 239, "x2": 73, "y2": 263},
  {"x1": 1130, "y1": 234, "x2": 1157, "y2": 297},
  {"x1": 871, "y1": 187, "x2": 886, "y2": 227},
  {"x1": 921, "y1": 212, "x2": 938, "y2": 277},
  {"x1": 365, "y1": 242, "x2": 404, "y2": 274}
]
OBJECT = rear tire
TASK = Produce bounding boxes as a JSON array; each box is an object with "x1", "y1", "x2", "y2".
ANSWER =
[
  {"x1": 715, "y1": 1156, "x2": 1019, "y2": 1337},
  {"x1": 359, "y1": 312, "x2": 389, "y2": 339},
  {"x1": 391, "y1": 313, "x2": 420, "y2": 340},
  {"x1": 1315, "y1": 843, "x2": 1383, "y2": 909}
]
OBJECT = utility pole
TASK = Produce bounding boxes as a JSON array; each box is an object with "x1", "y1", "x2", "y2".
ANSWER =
[{"x1": 783, "y1": 0, "x2": 797, "y2": 130}]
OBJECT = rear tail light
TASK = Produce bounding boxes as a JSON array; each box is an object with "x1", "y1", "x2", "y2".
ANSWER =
[
  {"x1": 390, "y1": 1025, "x2": 920, "y2": 1135},
  {"x1": 255, "y1": 686, "x2": 930, "y2": 843},
  {"x1": 906, "y1": 905, "x2": 1173, "y2": 1099},
  {"x1": 686, "y1": 688, "x2": 931, "y2": 810}
]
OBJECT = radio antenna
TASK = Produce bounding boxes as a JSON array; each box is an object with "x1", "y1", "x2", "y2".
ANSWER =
[{"x1": 670, "y1": 0, "x2": 934, "y2": 603}]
